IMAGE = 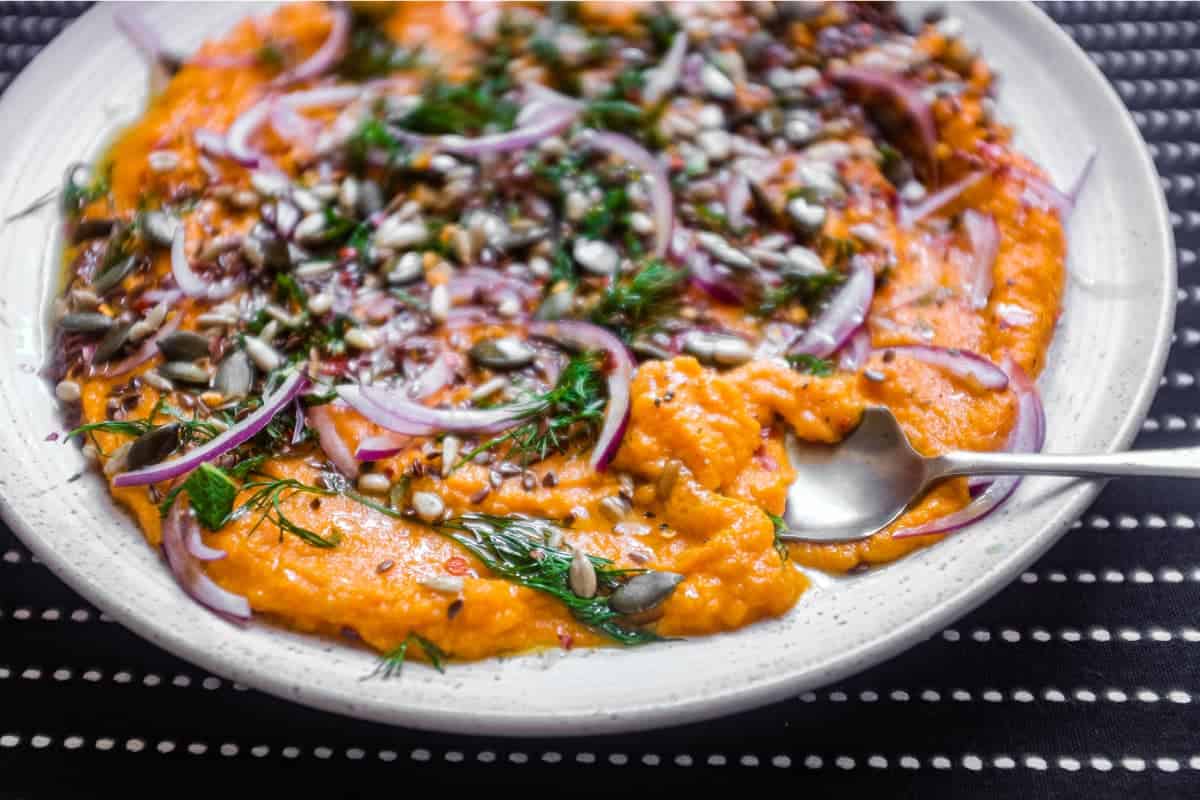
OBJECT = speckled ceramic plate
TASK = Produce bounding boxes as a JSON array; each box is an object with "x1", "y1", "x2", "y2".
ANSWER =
[{"x1": 0, "y1": 2, "x2": 1173, "y2": 735}]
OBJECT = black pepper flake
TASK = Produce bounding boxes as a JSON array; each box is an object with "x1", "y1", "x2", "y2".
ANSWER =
[
  {"x1": 447, "y1": 599, "x2": 464, "y2": 620},
  {"x1": 882, "y1": 349, "x2": 895, "y2": 363},
  {"x1": 644, "y1": 511, "x2": 656, "y2": 519},
  {"x1": 310, "y1": 498, "x2": 321, "y2": 510},
  {"x1": 542, "y1": 471, "x2": 558, "y2": 488},
  {"x1": 376, "y1": 559, "x2": 395, "y2": 574},
  {"x1": 469, "y1": 485, "x2": 491, "y2": 504},
  {"x1": 562, "y1": 512, "x2": 576, "y2": 527}
]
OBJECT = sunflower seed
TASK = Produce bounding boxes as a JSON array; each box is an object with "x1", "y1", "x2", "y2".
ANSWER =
[
  {"x1": 441, "y1": 435, "x2": 460, "y2": 477},
  {"x1": 142, "y1": 370, "x2": 174, "y2": 393},
  {"x1": 700, "y1": 62, "x2": 735, "y2": 99},
  {"x1": 293, "y1": 212, "x2": 327, "y2": 243},
  {"x1": 160, "y1": 361, "x2": 212, "y2": 385},
  {"x1": 429, "y1": 284, "x2": 450, "y2": 323},
  {"x1": 695, "y1": 231, "x2": 754, "y2": 269},
  {"x1": 147, "y1": 150, "x2": 180, "y2": 173},
  {"x1": 102, "y1": 442, "x2": 132, "y2": 477},
  {"x1": 682, "y1": 331, "x2": 753, "y2": 366},
  {"x1": 656, "y1": 459, "x2": 681, "y2": 501},
  {"x1": 55, "y1": 380, "x2": 81, "y2": 403},
  {"x1": 469, "y1": 377, "x2": 508, "y2": 402},
  {"x1": 386, "y1": 251, "x2": 424, "y2": 285},
  {"x1": 573, "y1": 238, "x2": 619, "y2": 276},
  {"x1": 306, "y1": 293, "x2": 333, "y2": 315},
  {"x1": 568, "y1": 548, "x2": 598, "y2": 598},
  {"x1": 345, "y1": 328, "x2": 376, "y2": 351},
  {"x1": 782, "y1": 246, "x2": 827, "y2": 277},
  {"x1": 250, "y1": 170, "x2": 290, "y2": 198},
  {"x1": 244, "y1": 336, "x2": 282, "y2": 372},
  {"x1": 357, "y1": 473, "x2": 391, "y2": 494},
  {"x1": 420, "y1": 575, "x2": 464, "y2": 595},
  {"x1": 374, "y1": 216, "x2": 427, "y2": 250},
  {"x1": 139, "y1": 211, "x2": 178, "y2": 246},
  {"x1": 599, "y1": 495, "x2": 629, "y2": 523},
  {"x1": 786, "y1": 196, "x2": 826, "y2": 233},
  {"x1": 412, "y1": 491, "x2": 445, "y2": 522}
]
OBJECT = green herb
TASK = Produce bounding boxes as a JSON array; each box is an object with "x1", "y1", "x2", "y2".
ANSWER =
[
  {"x1": 583, "y1": 99, "x2": 646, "y2": 133},
  {"x1": 437, "y1": 513, "x2": 658, "y2": 645},
  {"x1": 67, "y1": 400, "x2": 220, "y2": 453},
  {"x1": 579, "y1": 185, "x2": 630, "y2": 239},
  {"x1": 639, "y1": 6, "x2": 680, "y2": 53},
  {"x1": 181, "y1": 463, "x2": 239, "y2": 530},
  {"x1": 786, "y1": 353, "x2": 835, "y2": 377},
  {"x1": 767, "y1": 513, "x2": 790, "y2": 563},
  {"x1": 367, "y1": 632, "x2": 447, "y2": 679},
  {"x1": 236, "y1": 476, "x2": 340, "y2": 548},
  {"x1": 692, "y1": 203, "x2": 732, "y2": 235},
  {"x1": 229, "y1": 454, "x2": 269, "y2": 481},
  {"x1": 62, "y1": 163, "x2": 111, "y2": 217},
  {"x1": 588, "y1": 259, "x2": 684, "y2": 340},
  {"x1": 275, "y1": 273, "x2": 307, "y2": 308},
  {"x1": 337, "y1": 12, "x2": 420, "y2": 80},
  {"x1": 458, "y1": 353, "x2": 606, "y2": 466},
  {"x1": 347, "y1": 117, "x2": 402, "y2": 168},
  {"x1": 391, "y1": 288, "x2": 428, "y2": 311},
  {"x1": 756, "y1": 271, "x2": 844, "y2": 317},
  {"x1": 399, "y1": 77, "x2": 517, "y2": 137},
  {"x1": 256, "y1": 42, "x2": 285, "y2": 69},
  {"x1": 548, "y1": 241, "x2": 577, "y2": 288}
]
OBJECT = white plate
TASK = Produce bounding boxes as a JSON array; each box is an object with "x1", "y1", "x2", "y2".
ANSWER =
[{"x1": 0, "y1": 2, "x2": 1173, "y2": 735}]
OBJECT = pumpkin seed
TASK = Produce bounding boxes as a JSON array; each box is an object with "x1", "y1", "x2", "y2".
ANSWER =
[
  {"x1": 156, "y1": 331, "x2": 211, "y2": 362},
  {"x1": 92, "y1": 321, "x2": 133, "y2": 363},
  {"x1": 568, "y1": 548, "x2": 597, "y2": 598},
  {"x1": 160, "y1": 361, "x2": 212, "y2": 385},
  {"x1": 609, "y1": 571, "x2": 684, "y2": 615},
  {"x1": 682, "y1": 331, "x2": 753, "y2": 366},
  {"x1": 599, "y1": 495, "x2": 629, "y2": 523},
  {"x1": 469, "y1": 337, "x2": 536, "y2": 370},
  {"x1": 534, "y1": 286, "x2": 575, "y2": 321},
  {"x1": 125, "y1": 423, "x2": 181, "y2": 471},
  {"x1": 71, "y1": 218, "x2": 116, "y2": 243},
  {"x1": 91, "y1": 255, "x2": 140, "y2": 296},
  {"x1": 59, "y1": 312, "x2": 114, "y2": 334}
]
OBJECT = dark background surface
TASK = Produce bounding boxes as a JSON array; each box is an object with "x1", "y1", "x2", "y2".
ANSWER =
[{"x1": 1, "y1": 2, "x2": 1199, "y2": 797}]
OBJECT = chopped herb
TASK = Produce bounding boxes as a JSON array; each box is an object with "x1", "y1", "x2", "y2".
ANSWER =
[
  {"x1": 391, "y1": 288, "x2": 428, "y2": 311},
  {"x1": 229, "y1": 454, "x2": 269, "y2": 481},
  {"x1": 588, "y1": 259, "x2": 684, "y2": 340},
  {"x1": 436, "y1": 513, "x2": 659, "y2": 645},
  {"x1": 274, "y1": 273, "x2": 307, "y2": 308},
  {"x1": 767, "y1": 513, "x2": 790, "y2": 563},
  {"x1": 458, "y1": 353, "x2": 606, "y2": 466},
  {"x1": 786, "y1": 353, "x2": 835, "y2": 377},
  {"x1": 236, "y1": 476, "x2": 340, "y2": 548},
  {"x1": 256, "y1": 42, "x2": 285, "y2": 69},
  {"x1": 579, "y1": 185, "x2": 630, "y2": 239},
  {"x1": 62, "y1": 163, "x2": 111, "y2": 217},
  {"x1": 548, "y1": 241, "x2": 577, "y2": 288},
  {"x1": 583, "y1": 99, "x2": 646, "y2": 133},
  {"x1": 67, "y1": 400, "x2": 220, "y2": 454},
  {"x1": 180, "y1": 463, "x2": 239, "y2": 530},
  {"x1": 367, "y1": 632, "x2": 447, "y2": 679},
  {"x1": 399, "y1": 77, "x2": 517, "y2": 137},
  {"x1": 347, "y1": 117, "x2": 402, "y2": 169},
  {"x1": 756, "y1": 270, "x2": 844, "y2": 317},
  {"x1": 337, "y1": 12, "x2": 421, "y2": 80},
  {"x1": 639, "y1": 6, "x2": 680, "y2": 53}
]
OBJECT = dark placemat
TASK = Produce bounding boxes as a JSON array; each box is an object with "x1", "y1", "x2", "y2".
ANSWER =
[{"x1": 1, "y1": 2, "x2": 1198, "y2": 796}]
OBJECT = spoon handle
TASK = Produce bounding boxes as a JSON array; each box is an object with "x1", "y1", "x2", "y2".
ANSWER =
[{"x1": 930, "y1": 447, "x2": 1200, "y2": 481}]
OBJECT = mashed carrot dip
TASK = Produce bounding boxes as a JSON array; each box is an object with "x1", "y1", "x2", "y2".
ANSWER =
[{"x1": 47, "y1": 2, "x2": 1069, "y2": 669}]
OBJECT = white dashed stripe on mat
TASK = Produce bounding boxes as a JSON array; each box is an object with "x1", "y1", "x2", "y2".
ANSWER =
[
  {"x1": 5, "y1": 732, "x2": 1200, "y2": 772},
  {"x1": 1019, "y1": 568, "x2": 1199, "y2": 583}
]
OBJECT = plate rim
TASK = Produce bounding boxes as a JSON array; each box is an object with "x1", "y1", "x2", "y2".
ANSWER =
[{"x1": 0, "y1": 0, "x2": 1176, "y2": 736}]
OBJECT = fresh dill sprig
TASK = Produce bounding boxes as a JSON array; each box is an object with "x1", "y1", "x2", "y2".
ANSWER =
[
  {"x1": 367, "y1": 632, "x2": 447, "y2": 679},
  {"x1": 588, "y1": 259, "x2": 685, "y2": 340},
  {"x1": 756, "y1": 270, "x2": 844, "y2": 318},
  {"x1": 321, "y1": 476, "x2": 662, "y2": 647},
  {"x1": 66, "y1": 399, "x2": 220, "y2": 453},
  {"x1": 457, "y1": 353, "x2": 606, "y2": 467},
  {"x1": 400, "y1": 76, "x2": 517, "y2": 137},
  {"x1": 235, "y1": 477, "x2": 341, "y2": 548},
  {"x1": 436, "y1": 513, "x2": 658, "y2": 646},
  {"x1": 786, "y1": 353, "x2": 834, "y2": 377}
]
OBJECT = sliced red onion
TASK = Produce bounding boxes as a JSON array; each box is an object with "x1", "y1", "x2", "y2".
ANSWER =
[
  {"x1": 1066, "y1": 149, "x2": 1097, "y2": 210},
  {"x1": 270, "y1": 105, "x2": 322, "y2": 149},
  {"x1": 422, "y1": 104, "x2": 579, "y2": 157},
  {"x1": 832, "y1": 66, "x2": 937, "y2": 170},
  {"x1": 306, "y1": 402, "x2": 359, "y2": 479},
  {"x1": 894, "y1": 358, "x2": 1044, "y2": 539},
  {"x1": 642, "y1": 30, "x2": 688, "y2": 105},
  {"x1": 194, "y1": 128, "x2": 231, "y2": 160},
  {"x1": 838, "y1": 326, "x2": 871, "y2": 371},
  {"x1": 278, "y1": 85, "x2": 365, "y2": 110},
  {"x1": 188, "y1": 52, "x2": 258, "y2": 69},
  {"x1": 98, "y1": 313, "x2": 182, "y2": 378},
  {"x1": 724, "y1": 172, "x2": 751, "y2": 232},
  {"x1": 355, "y1": 433, "x2": 409, "y2": 461},
  {"x1": 961, "y1": 209, "x2": 999, "y2": 309},
  {"x1": 226, "y1": 95, "x2": 274, "y2": 167},
  {"x1": 789, "y1": 257, "x2": 874, "y2": 358},
  {"x1": 522, "y1": 82, "x2": 584, "y2": 112},
  {"x1": 339, "y1": 384, "x2": 538, "y2": 436},
  {"x1": 406, "y1": 353, "x2": 455, "y2": 400},
  {"x1": 579, "y1": 131, "x2": 673, "y2": 258},
  {"x1": 687, "y1": 249, "x2": 745, "y2": 305},
  {"x1": 161, "y1": 499, "x2": 250, "y2": 619},
  {"x1": 530, "y1": 320, "x2": 633, "y2": 471},
  {"x1": 171, "y1": 226, "x2": 239, "y2": 300},
  {"x1": 270, "y1": 3, "x2": 350, "y2": 88},
  {"x1": 185, "y1": 522, "x2": 227, "y2": 562},
  {"x1": 114, "y1": 9, "x2": 171, "y2": 95},
  {"x1": 899, "y1": 171, "x2": 985, "y2": 228},
  {"x1": 449, "y1": 268, "x2": 540, "y2": 303},
  {"x1": 197, "y1": 154, "x2": 222, "y2": 183},
  {"x1": 113, "y1": 368, "x2": 310, "y2": 487},
  {"x1": 880, "y1": 345, "x2": 1009, "y2": 390}
]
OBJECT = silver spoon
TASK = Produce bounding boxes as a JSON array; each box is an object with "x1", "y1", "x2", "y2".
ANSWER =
[{"x1": 780, "y1": 406, "x2": 1200, "y2": 543}]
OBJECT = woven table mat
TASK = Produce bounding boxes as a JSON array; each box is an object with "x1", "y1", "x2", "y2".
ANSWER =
[{"x1": 1, "y1": 2, "x2": 1198, "y2": 796}]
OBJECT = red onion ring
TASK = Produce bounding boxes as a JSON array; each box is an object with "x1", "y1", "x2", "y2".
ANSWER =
[
  {"x1": 185, "y1": 521, "x2": 227, "y2": 562},
  {"x1": 188, "y1": 52, "x2": 258, "y2": 69},
  {"x1": 899, "y1": 171, "x2": 985, "y2": 228},
  {"x1": 579, "y1": 131, "x2": 673, "y2": 259},
  {"x1": 114, "y1": 9, "x2": 171, "y2": 95},
  {"x1": 996, "y1": 302, "x2": 1036, "y2": 328},
  {"x1": 529, "y1": 320, "x2": 633, "y2": 471},
  {"x1": 290, "y1": 398, "x2": 306, "y2": 445},
  {"x1": 789, "y1": 257, "x2": 874, "y2": 358},
  {"x1": 961, "y1": 209, "x2": 999, "y2": 309},
  {"x1": 405, "y1": 103, "x2": 579, "y2": 157},
  {"x1": 306, "y1": 402, "x2": 360, "y2": 479},
  {"x1": 171, "y1": 226, "x2": 240, "y2": 300},
  {"x1": 687, "y1": 249, "x2": 745, "y2": 305},
  {"x1": 832, "y1": 65, "x2": 938, "y2": 172},
  {"x1": 406, "y1": 353, "x2": 455, "y2": 400},
  {"x1": 894, "y1": 358, "x2": 1044, "y2": 539},
  {"x1": 98, "y1": 313, "x2": 182, "y2": 378},
  {"x1": 113, "y1": 368, "x2": 310, "y2": 487},
  {"x1": 270, "y1": 3, "x2": 350, "y2": 88},
  {"x1": 270, "y1": 105, "x2": 322, "y2": 149},
  {"x1": 352, "y1": 383, "x2": 539, "y2": 435},
  {"x1": 161, "y1": 498, "x2": 251, "y2": 620},
  {"x1": 354, "y1": 433, "x2": 409, "y2": 461},
  {"x1": 194, "y1": 128, "x2": 231, "y2": 160},
  {"x1": 880, "y1": 345, "x2": 1009, "y2": 390},
  {"x1": 837, "y1": 326, "x2": 871, "y2": 371},
  {"x1": 642, "y1": 30, "x2": 688, "y2": 105},
  {"x1": 226, "y1": 96, "x2": 275, "y2": 167}
]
